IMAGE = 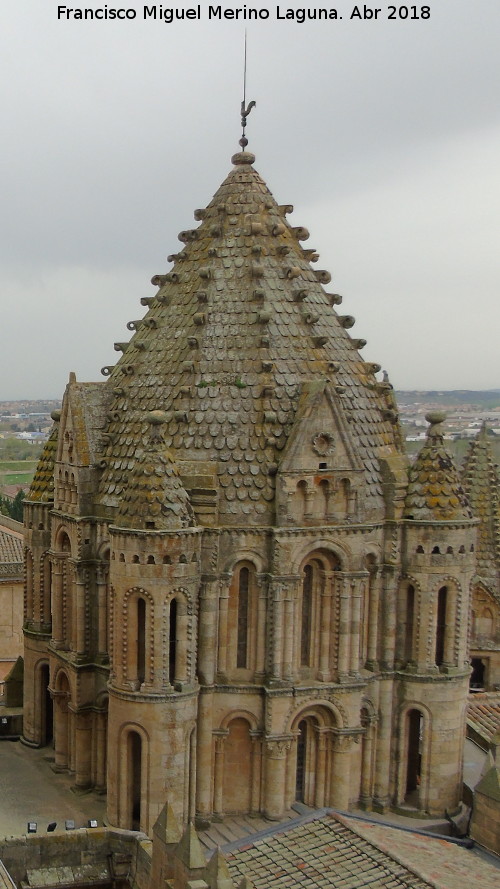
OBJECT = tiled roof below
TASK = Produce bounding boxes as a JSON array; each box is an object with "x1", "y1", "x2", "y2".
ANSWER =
[
  {"x1": 223, "y1": 812, "x2": 500, "y2": 889},
  {"x1": 0, "y1": 528, "x2": 22, "y2": 565},
  {"x1": 467, "y1": 692, "x2": 500, "y2": 744}
]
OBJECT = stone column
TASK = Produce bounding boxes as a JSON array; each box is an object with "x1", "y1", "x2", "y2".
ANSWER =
[
  {"x1": 74, "y1": 712, "x2": 92, "y2": 789},
  {"x1": 198, "y1": 579, "x2": 217, "y2": 685},
  {"x1": 75, "y1": 571, "x2": 86, "y2": 658},
  {"x1": 269, "y1": 582, "x2": 284, "y2": 682},
  {"x1": 216, "y1": 577, "x2": 230, "y2": 679},
  {"x1": 330, "y1": 733, "x2": 352, "y2": 810},
  {"x1": 196, "y1": 692, "x2": 213, "y2": 818},
  {"x1": 381, "y1": 565, "x2": 397, "y2": 671},
  {"x1": 359, "y1": 716, "x2": 377, "y2": 809},
  {"x1": 53, "y1": 692, "x2": 69, "y2": 771},
  {"x1": 337, "y1": 575, "x2": 350, "y2": 679},
  {"x1": 315, "y1": 729, "x2": 329, "y2": 808},
  {"x1": 51, "y1": 558, "x2": 64, "y2": 648},
  {"x1": 95, "y1": 711, "x2": 107, "y2": 791},
  {"x1": 373, "y1": 678, "x2": 393, "y2": 812},
  {"x1": 349, "y1": 576, "x2": 363, "y2": 676},
  {"x1": 212, "y1": 732, "x2": 227, "y2": 820},
  {"x1": 365, "y1": 567, "x2": 380, "y2": 670},
  {"x1": 319, "y1": 572, "x2": 334, "y2": 681},
  {"x1": 255, "y1": 575, "x2": 267, "y2": 679},
  {"x1": 264, "y1": 737, "x2": 291, "y2": 820},
  {"x1": 250, "y1": 733, "x2": 263, "y2": 814},
  {"x1": 189, "y1": 729, "x2": 197, "y2": 821},
  {"x1": 283, "y1": 594, "x2": 295, "y2": 681},
  {"x1": 96, "y1": 565, "x2": 108, "y2": 657}
]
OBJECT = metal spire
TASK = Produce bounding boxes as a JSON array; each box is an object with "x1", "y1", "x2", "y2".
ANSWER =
[{"x1": 240, "y1": 30, "x2": 255, "y2": 149}]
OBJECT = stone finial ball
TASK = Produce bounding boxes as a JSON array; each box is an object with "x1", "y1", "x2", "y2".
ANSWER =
[
  {"x1": 51, "y1": 410, "x2": 61, "y2": 421},
  {"x1": 231, "y1": 151, "x2": 256, "y2": 166},
  {"x1": 425, "y1": 411, "x2": 447, "y2": 425}
]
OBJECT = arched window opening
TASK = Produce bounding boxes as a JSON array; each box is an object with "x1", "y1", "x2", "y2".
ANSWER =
[
  {"x1": 301, "y1": 566, "x2": 313, "y2": 666},
  {"x1": 318, "y1": 479, "x2": 330, "y2": 518},
  {"x1": 128, "y1": 731, "x2": 142, "y2": 831},
  {"x1": 227, "y1": 562, "x2": 258, "y2": 674},
  {"x1": 294, "y1": 716, "x2": 323, "y2": 807},
  {"x1": 446, "y1": 546, "x2": 454, "y2": 554},
  {"x1": 295, "y1": 719, "x2": 308, "y2": 802},
  {"x1": 163, "y1": 555, "x2": 172, "y2": 565},
  {"x1": 476, "y1": 607, "x2": 494, "y2": 639},
  {"x1": 405, "y1": 709, "x2": 423, "y2": 806},
  {"x1": 295, "y1": 480, "x2": 308, "y2": 522},
  {"x1": 132, "y1": 555, "x2": 140, "y2": 564},
  {"x1": 416, "y1": 545, "x2": 424, "y2": 554},
  {"x1": 459, "y1": 545, "x2": 465, "y2": 554},
  {"x1": 169, "y1": 598, "x2": 178, "y2": 684},
  {"x1": 147, "y1": 555, "x2": 155, "y2": 564},
  {"x1": 119, "y1": 553, "x2": 125, "y2": 562},
  {"x1": 470, "y1": 657, "x2": 486, "y2": 690},
  {"x1": 360, "y1": 555, "x2": 377, "y2": 665},
  {"x1": 58, "y1": 532, "x2": 71, "y2": 554},
  {"x1": 137, "y1": 598, "x2": 146, "y2": 685},
  {"x1": 435, "y1": 586, "x2": 447, "y2": 666},
  {"x1": 237, "y1": 567, "x2": 249, "y2": 668},
  {"x1": 341, "y1": 478, "x2": 351, "y2": 515},
  {"x1": 405, "y1": 585, "x2": 415, "y2": 664},
  {"x1": 431, "y1": 546, "x2": 440, "y2": 555}
]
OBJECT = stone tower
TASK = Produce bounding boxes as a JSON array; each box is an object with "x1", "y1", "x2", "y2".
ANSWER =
[
  {"x1": 22, "y1": 146, "x2": 476, "y2": 834},
  {"x1": 463, "y1": 423, "x2": 500, "y2": 688}
]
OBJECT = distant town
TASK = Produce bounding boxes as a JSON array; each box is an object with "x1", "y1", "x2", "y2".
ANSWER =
[{"x1": 0, "y1": 391, "x2": 499, "y2": 503}]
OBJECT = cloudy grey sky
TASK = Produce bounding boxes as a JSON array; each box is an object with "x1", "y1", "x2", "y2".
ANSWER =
[{"x1": 1, "y1": 1, "x2": 499, "y2": 398}]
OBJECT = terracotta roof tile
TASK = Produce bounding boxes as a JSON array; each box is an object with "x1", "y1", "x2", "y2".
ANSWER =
[{"x1": 224, "y1": 813, "x2": 500, "y2": 889}]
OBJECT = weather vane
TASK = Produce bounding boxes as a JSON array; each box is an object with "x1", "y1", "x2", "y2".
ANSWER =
[{"x1": 240, "y1": 29, "x2": 255, "y2": 149}]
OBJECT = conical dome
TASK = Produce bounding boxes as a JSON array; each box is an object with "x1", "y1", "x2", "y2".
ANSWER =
[
  {"x1": 462, "y1": 423, "x2": 500, "y2": 584},
  {"x1": 27, "y1": 414, "x2": 59, "y2": 503},
  {"x1": 97, "y1": 150, "x2": 404, "y2": 526},
  {"x1": 116, "y1": 413, "x2": 194, "y2": 530},
  {"x1": 404, "y1": 412, "x2": 472, "y2": 521}
]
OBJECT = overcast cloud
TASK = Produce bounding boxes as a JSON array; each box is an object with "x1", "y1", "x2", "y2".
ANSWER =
[{"x1": 0, "y1": 1, "x2": 499, "y2": 398}]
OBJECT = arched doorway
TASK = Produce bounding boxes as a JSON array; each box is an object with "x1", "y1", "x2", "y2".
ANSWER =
[
  {"x1": 40, "y1": 663, "x2": 53, "y2": 746},
  {"x1": 128, "y1": 731, "x2": 142, "y2": 830},
  {"x1": 405, "y1": 709, "x2": 423, "y2": 806},
  {"x1": 470, "y1": 657, "x2": 486, "y2": 690},
  {"x1": 222, "y1": 718, "x2": 252, "y2": 813},
  {"x1": 290, "y1": 705, "x2": 340, "y2": 809}
]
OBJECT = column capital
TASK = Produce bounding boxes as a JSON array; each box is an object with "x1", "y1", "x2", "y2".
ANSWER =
[{"x1": 265, "y1": 735, "x2": 293, "y2": 759}]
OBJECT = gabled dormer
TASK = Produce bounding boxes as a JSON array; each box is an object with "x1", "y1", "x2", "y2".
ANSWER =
[
  {"x1": 275, "y1": 380, "x2": 366, "y2": 526},
  {"x1": 54, "y1": 372, "x2": 109, "y2": 516}
]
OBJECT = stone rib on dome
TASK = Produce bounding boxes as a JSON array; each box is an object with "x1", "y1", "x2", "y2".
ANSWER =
[
  {"x1": 404, "y1": 413, "x2": 472, "y2": 522},
  {"x1": 97, "y1": 151, "x2": 405, "y2": 525}
]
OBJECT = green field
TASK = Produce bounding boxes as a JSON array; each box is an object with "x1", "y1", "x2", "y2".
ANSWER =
[
  {"x1": 1, "y1": 472, "x2": 33, "y2": 486},
  {"x1": 0, "y1": 461, "x2": 38, "y2": 472}
]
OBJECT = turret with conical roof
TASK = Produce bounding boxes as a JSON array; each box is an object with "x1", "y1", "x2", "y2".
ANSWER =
[
  {"x1": 404, "y1": 412, "x2": 472, "y2": 522},
  {"x1": 462, "y1": 422, "x2": 500, "y2": 593}
]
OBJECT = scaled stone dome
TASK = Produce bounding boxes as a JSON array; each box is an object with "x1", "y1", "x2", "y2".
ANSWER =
[{"x1": 97, "y1": 150, "x2": 405, "y2": 526}]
